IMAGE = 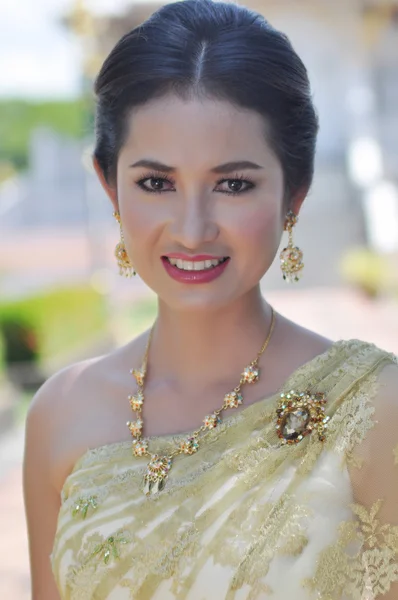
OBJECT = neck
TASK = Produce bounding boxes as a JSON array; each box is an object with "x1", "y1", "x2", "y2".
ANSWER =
[{"x1": 146, "y1": 286, "x2": 276, "y2": 391}]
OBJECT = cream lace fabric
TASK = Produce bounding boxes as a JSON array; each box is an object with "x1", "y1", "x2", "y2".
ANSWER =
[{"x1": 51, "y1": 339, "x2": 398, "y2": 599}]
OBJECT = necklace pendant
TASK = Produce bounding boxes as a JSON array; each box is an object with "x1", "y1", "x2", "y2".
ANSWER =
[
  {"x1": 203, "y1": 413, "x2": 222, "y2": 429},
  {"x1": 180, "y1": 435, "x2": 200, "y2": 455},
  {"x1": 130, "y1": 368, "x2": 145, "y2": 387},
  {"x1": 224, "y1": 391, "x2": 243, "y2": 409},
  {"x1": 132, "y1": 438, "x2": 148, "y2": 456},
  {"x1": 127, "y1": 419, "x2": 143, "y2": 437},
  {"x1": 143, "y1": 454, "x2": 173, "y2": 495},
  {"x1": 240, "y1": 365, "x2": 260, "y2": 384},
  {"x1": 128, "y1": 392, "x2": 144, "y2": 411}
]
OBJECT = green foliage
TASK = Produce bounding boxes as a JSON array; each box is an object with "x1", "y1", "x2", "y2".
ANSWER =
[
  {"x1": 113, "y1": 295, "x2": 157, "y2": 347},
  {"x1": 0, "y1": 318, "x2": 39, "y2": 364},
  {"x1": 0, "y1": 98, "x2": 92, "y2": 171},
  {"x1": 340, "y1": 247, "x2": 392, "y2": 298},
  {"x1": 0, "y1": 285, "x2": 107, "y2": 366}
]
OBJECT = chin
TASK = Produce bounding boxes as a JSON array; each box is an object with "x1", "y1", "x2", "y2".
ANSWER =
[
  {"x1": 158, "y1": 281, "x2": 260, "y2": 314},
  {"x1": 144, "y1": 266, "x2": 264, "y2": 313},
  {"x1": 161, "y1": 290, "x2": 232, "y2": 313}
]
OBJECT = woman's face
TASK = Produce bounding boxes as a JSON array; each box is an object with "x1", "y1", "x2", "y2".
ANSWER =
[{"x1": 111, "y1": 95, "x2": 286, "y2": 311}]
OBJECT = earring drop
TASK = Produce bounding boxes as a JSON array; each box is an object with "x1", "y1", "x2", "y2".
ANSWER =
[
  {"x1": 280, "y1": 211, "x2": 304, "y2": 283},
  {"x1": 113, "y1": 211, "x2": 136, "y2": 277}
]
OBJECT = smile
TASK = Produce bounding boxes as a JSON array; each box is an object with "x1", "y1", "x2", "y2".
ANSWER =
[
  {"x1": 165, "y1": 257, "x2": 228, "y2": 271},
  {"x1": 161, "y1": 256, "x2": 230, "y2": 284}
]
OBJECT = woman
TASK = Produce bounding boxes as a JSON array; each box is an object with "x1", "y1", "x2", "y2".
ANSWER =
[{"x1": 23, "y1": 0, "x2": 398, "y2": 598}]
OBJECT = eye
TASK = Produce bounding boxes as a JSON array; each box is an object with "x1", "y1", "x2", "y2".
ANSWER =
[
  {"x1": 135, "y1": 172, "x2": 256, "y2": 195},
  {"x1": 214, "y1": 177, "x2": 255, "y2": 196},
  {"x1": 135, "y1": 173, "x2": 176, "y2": 194}
]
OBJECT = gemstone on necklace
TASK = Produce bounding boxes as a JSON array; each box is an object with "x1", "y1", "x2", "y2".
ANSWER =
[
  {"x1": 180, "y1": 436, "x2": 200, "y2": 455},
  {"x1": 132, "y1": 439, "x2": 148, "y2": 456},
  {"x1": 127, "y1": 419, "x2": 143, "y2": 437},
  {"x1": 224, "y1": 391, "x2": 243, "y2": 409},
  {"x1": 240, "y1": 365, "x2": 260, "y2": 384},
  {"x1": 203, "y1": 413, "x2": 222, "y2": 429},
  {"x1": 131, "y1": 368, "x2": 145, "y2": 387},
  {"x1": 129, "y1": 392, "x2": 144, "y2": 411}
]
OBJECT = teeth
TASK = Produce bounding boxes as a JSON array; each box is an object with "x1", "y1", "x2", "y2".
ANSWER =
[{"x1": 167, "y1": 258, "x2": 225, "y2": 271}]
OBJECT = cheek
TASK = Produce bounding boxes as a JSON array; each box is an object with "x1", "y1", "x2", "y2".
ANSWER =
[
  {"x1": 118, "y1": 185, "x2": 163, "y2": 244},
  {"x1": 231, "y1": 204, "x2": 281, "y2": 254},
  {"x1": 124, "y1": 211, "x2": 162, "y2": 265}
]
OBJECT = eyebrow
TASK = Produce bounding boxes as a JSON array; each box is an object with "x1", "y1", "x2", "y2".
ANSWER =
[{"x1": 129, "y1": 159, "x2": 263, "y2": 173}]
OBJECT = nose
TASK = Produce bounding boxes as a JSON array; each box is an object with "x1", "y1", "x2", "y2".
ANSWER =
[{"x1": 169, "y1": 194, "x2": 219, "y2": 250}]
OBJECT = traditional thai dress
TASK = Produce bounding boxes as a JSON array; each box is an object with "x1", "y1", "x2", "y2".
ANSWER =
[{"x1": 51, "y1": 340, "x2": 398, "y2": 599}]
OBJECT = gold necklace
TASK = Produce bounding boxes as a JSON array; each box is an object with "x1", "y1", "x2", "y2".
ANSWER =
[{"x1": 126, "y1": 307, "x2": 276, "y2": 496}]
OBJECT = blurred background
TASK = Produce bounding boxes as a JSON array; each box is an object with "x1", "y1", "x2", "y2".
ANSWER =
[{"x1": 0, "y1": 0, "x2": 397, "y2": 596}]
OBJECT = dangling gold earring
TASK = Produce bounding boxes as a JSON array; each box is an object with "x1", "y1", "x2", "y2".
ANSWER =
[
  {"x1": 113, "y1": 211, "x2": 136, "y2": 277},
  {"x1": 280, "y1": 210, "x2": 304, "y2": 283}
]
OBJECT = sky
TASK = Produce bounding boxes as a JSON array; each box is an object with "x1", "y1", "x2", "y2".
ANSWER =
[{"x1": 0, "y1": 0, "x2": 144, "y2": 99}]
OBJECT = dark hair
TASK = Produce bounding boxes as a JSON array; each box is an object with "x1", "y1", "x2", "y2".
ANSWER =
[{"x1": 94, "y1": 0, "x2": 319, "y2": 204}]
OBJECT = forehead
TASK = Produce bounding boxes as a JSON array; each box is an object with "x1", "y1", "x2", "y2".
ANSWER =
[{"x1": 120, "y1": 95, "x2": 278, "y2": 169}]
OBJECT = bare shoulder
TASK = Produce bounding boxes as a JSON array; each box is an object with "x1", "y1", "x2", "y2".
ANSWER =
[
  {"x1": 26, "y1": 329, "x2": 150, "y2": 494},
  {"x1": 23, "y1": 336, "x2": 150, "y2": 599}
]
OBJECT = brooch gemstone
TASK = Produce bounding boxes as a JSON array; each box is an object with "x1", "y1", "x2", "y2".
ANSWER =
[{"x1": 276, "y1": 390, "x2": 329, "y2": 445}]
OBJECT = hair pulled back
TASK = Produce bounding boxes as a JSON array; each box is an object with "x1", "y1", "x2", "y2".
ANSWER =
[{"x1": 94, "y1": 0, "x2": 319, "y2": 203}]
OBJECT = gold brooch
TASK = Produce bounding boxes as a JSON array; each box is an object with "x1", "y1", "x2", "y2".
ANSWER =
[{"x1": 276, "y1": 390, "x2": 329, "y2": 445}]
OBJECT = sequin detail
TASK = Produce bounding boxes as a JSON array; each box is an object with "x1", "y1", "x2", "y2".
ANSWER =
[{"x1": 71, "y1": 495, "x2": 98, "y2": 519}]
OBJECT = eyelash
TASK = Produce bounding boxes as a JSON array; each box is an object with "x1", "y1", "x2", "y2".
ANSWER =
[{"x1": 135, "y1": 171, "x2": 256, "y2": 196}]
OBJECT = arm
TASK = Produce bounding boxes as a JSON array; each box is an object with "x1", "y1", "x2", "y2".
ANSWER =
[
  {"x1": 348, "y1": 362, "x2": 398, "y2": 600},
  {"x1": 23, "y1": 376, "x2": 63, "y2": 600}
]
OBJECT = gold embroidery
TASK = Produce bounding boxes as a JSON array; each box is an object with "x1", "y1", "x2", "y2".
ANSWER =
[
  {"x1": 119, "y1": 524, "x2": 201, "y2": 597},
  {"x1": 227, "y1": 495, "x2": 312, "y2": 590},
  {"x1": 66, "y1": 564, "x2": 100, "y2": 600},
  {"x1": 246, "y1": 581, "x2": 274, "y2": 598},
  {"x1": 326, "y1": 373, "x2": 379, "y2": 469},
  {"x1": 278, "y1": 532, "x2": 309, "y2": 556},
  {"x1": 302, "y1": 499, "x2": 398, "y2": 599}
]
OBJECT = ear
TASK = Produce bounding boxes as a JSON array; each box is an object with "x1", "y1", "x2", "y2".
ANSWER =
[
  {"x1": 289, "y1": 187, "x2": 308, "y2": 217},
  {"x1": 93, "y1": 157, "x2": 119, "y2": 213}
]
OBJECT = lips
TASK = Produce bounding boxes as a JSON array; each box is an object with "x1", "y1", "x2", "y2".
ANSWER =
[{"x1": 161, "y1": 255, "x2": 230, "y2": 284}]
